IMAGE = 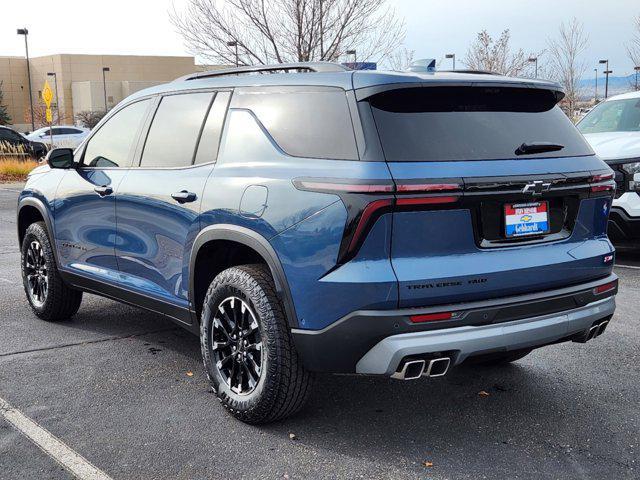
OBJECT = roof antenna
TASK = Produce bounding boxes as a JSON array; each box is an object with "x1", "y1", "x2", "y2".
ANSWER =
[{"x1": 407, "y1": 59, "x2": 436, "y2": 73}]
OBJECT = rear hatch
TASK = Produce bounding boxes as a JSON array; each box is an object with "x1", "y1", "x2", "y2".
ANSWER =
[{"x1": 364, "y1": 84, "x2": 615, "y2": 308}]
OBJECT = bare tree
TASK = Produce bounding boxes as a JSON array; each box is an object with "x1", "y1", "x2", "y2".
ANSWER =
[
  {"x1": 547, "y1": 18, "x2": 589, "y2": 116},
  {"x1": 170, "y1": 0, "x2": 405, "y2": 67},
  {"x1": 23, "y1": 104, "x2": 69, "y2": 129},
  {"x1": 383, "y1": 47, "x2": 414, "y2": 70},
  {"x1": 75, "y1": 110, "x2": 108, "y2": 129},
  {"x1": 463, "y1": 30, "x2": 536, "y2": 76},
  {"x1": 627, "y1": 14, "x2": 640, "y2": 84}
]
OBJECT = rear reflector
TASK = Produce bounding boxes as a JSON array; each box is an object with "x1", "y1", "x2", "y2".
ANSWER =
[
  {"x1": 593, "y1": 280, "x2": 617, "y2": 295},
  {"x1": 410, "y1": 312, "x2": 453, "y2": 323}
]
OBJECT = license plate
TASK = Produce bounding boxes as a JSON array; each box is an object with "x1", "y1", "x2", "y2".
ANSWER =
[{"x1": 504, "y1": 201, "x2": 550, "y2": 238}]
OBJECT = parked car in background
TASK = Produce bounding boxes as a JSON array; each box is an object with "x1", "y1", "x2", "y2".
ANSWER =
[
  {"x1": 0, "y1": 125, "x2": 47, "y2": 159},
  {"x1": 578, "y1": 91, "x2": 640, "y2": 245},
  {"x1": 26, "y1": 126, "x2": 89, "y2": 148},
  {"x1": 17, "y1": 61, "x2": 618, "y2": 424}
]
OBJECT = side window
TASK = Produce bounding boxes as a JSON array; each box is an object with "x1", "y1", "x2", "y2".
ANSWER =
[
  {"x1": 231, "y1": 86, "x2": 358, "y2": 160},
  {"x1": 194, "y1": 91, "x2": 230, "y2": 165},
  {"x1": 140, "y1": 92, "x2": 213, "y2": 168},
  {"x1": 83, "y1": 99, "x2": 150, "y2": 168}
]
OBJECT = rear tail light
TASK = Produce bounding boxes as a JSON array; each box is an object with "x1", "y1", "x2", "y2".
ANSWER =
[
  {"x1": 589, "y1": 172, "x2": 616, "y2": 194},
  {"x1": 346, "y1": 199, "x2": 393, "y2": 253},
  {"x1": 593, "y1": 280, "x2": 617, "y2": 295},
  {"x1": 396, "y1": 196, "x2": 460, "y2": 206},
  {"x1": 293, "y1": 177, "x2": 462, "y2": 263}
]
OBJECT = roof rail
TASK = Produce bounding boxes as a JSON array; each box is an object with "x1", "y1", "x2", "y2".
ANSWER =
[
  {"x1": 176, "y1": 61, "x2": 350, "y2": 82},
  {"x1": 440, "y1": 69, "x2": 502, "y2": 76}
]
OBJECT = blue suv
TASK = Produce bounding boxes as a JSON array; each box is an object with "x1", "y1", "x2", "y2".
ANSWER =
[{"x1": 17, "y1": 62, "x2": 618, "y2": 423}]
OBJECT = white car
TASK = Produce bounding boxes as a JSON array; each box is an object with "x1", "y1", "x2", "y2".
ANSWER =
[
  {"x1": 26, "y1": 125, "x2": 90, "y2": 148},
  {"x1": 578, "y1": 90, "x2": 640, "y2": 244}
]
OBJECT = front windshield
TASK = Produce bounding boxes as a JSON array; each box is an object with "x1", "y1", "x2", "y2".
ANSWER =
[{"x1": 578, "y1": 98, "x2": 640, "y2": 134}]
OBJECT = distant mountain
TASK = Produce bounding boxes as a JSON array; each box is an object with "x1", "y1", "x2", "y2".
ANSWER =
[{"x1": 578, "y1": 73, "x2": 639, "y2": 99}]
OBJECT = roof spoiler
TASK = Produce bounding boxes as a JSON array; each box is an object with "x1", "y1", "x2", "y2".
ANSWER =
[{"x1": 175, "y1": 62, "x2": 349, "y2": 82}]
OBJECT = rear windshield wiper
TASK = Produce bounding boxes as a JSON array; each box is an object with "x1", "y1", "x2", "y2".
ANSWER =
[{"x1": 515, "y1": 142, "x2": 565, "y2": 155}]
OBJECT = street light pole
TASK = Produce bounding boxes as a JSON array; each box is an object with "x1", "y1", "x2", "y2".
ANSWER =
[
  {"x1": 594, "y1": 68, "x2": 598, "y2": 102},
  {"x1": 47, "y1": 72, "x2": 60, "y2": 125},
  {"x1": 227, "y1": 41, "x2": 238, "y2": 67},
  {"x1": 17, "y1": 28, "x2": 35, "y2": 131},
  {"x1": 528, "y1": 57, "x2": 538, "y2": 78},
  {"x1": 346, "y1": 49, "x2": 357, "y2": 68},
  {"x1": 102, "y1": 67, "x2": 110, "y2": 112},
  {"x1": 599, "y1": 59, "x2": 611, "y2": 99},
  {"x1": 445, "y1": 53, "x2": 456, "y2": 70}
]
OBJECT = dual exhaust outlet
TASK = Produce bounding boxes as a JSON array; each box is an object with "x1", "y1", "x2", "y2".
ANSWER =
[
  {"x1": 573, "y1": 318, "x2": 610, "y2": 343},
  {"x1": 586, "y1": 319, "x2": 609, "y2": 341},
  {"x1": 391, "y1": 356, "x2": 451, "y2": 380}
]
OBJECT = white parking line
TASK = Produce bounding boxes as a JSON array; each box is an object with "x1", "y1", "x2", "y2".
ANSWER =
[
  {"x1": 615, "y1": 264, "x2": 640, "y2": 270},
  {"x1": 0, "y1": 396, "x2": 113, "y2": 480}
]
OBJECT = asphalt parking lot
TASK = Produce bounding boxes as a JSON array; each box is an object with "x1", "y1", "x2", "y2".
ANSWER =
[{"x1": 0, "y1": 183, "x2": 638, "y2": 480}]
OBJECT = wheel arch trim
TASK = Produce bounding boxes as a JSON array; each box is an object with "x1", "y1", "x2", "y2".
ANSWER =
[
  {"x1": 17, "y1": 196, "x2": 60, "y2": 266},
  {"x1": 189, "y1": 224, "x2": 299, "y2": 328}
]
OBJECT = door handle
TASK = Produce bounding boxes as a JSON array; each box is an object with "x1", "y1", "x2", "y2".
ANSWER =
[
  {"x1": 94, "y1": 185, "x2": 113, "y2": 197},
  {"x1": 171, "y1": 190, "x2": 197, "y2": 204}
]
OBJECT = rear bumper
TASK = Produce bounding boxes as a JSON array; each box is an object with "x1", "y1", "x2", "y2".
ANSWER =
[
  {"x1": 356, "y1": 296, "x2": 615, "y2": 375},
  {"x1": 292, "y1": 274, "x2": 618, "y2": 373}
]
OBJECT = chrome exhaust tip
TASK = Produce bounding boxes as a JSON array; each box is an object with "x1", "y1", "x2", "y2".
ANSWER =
[
  {"x1": 587, "y1": 324, "x2": 599, "y2": 341},
  {"x1": 424, "y1": 357, "x2": 451, "y2": 377},
  {"x1": 391, "y1": 359, "x2": 426, "y2": 380},
  {"x1": 596, "y1": 320, "x2": 609, "y2": 337}
]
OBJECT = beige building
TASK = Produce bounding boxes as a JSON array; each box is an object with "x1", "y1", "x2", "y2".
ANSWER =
[{"x1": 0, "y1": 54, "x2": 198, "y2": 131}]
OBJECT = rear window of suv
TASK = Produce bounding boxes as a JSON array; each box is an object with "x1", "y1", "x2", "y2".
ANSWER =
[{"x1": 369, "y1": 86, "x2": 593, "y2": 162}]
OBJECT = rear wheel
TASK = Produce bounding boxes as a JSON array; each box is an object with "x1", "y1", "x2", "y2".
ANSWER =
[
  {"x1": 200, "y1": 264, "x2": 313, "y2": 424},
  {"x1": 21, "y1": 222, "x2": 82, "y2": 321}
]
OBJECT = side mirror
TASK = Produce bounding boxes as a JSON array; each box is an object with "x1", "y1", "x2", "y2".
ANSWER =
[{"x1": 46, "y1": 148, "x2": 75, "y2": 169}]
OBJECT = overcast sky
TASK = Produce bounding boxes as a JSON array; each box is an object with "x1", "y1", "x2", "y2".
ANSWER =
[{"x1": 1, "y1": 0, "x2": 638, "y2": 77}]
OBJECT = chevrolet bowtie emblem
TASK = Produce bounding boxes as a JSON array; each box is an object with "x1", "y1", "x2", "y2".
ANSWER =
[{"x1": 522, "y1": 180, "x2": 551, "y2": 196}]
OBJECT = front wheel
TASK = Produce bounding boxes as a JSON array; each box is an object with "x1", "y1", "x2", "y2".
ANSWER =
[
  {"x1": 200, "y1": 264, "x2": 313, "y2": 424},
  {"x1": 21, "y1": 222, "x2": 83, "y2": 321}
]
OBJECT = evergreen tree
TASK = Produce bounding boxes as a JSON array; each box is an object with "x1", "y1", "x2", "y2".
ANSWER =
[{"x1": 0, "y1": 81, "x2": 11, "y2": 125}]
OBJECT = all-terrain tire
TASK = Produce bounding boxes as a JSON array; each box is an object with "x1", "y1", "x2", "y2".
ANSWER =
[
  {"x1": 21, "y1": 221, "x2": 83, "y2": 321},
  {"x1": 200, "y1": 264, "x2": 313, "y2": 424}
]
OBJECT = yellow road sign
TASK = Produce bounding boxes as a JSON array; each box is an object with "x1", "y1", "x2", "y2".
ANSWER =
[
  {"x1": 46, "y1": 108, "x2": 53, "y2": 123},
  {"x1": 42, "y1": 81, "x2": 54, "y2": 108}
]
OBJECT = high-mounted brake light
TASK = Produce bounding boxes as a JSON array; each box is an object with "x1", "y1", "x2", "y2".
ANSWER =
[
  {"x1": 593, "y1": 280, "x2": 617, "y2": 295},
  {"x1": 410, "y1": 312, "x2": 454, "y2": 323}
]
